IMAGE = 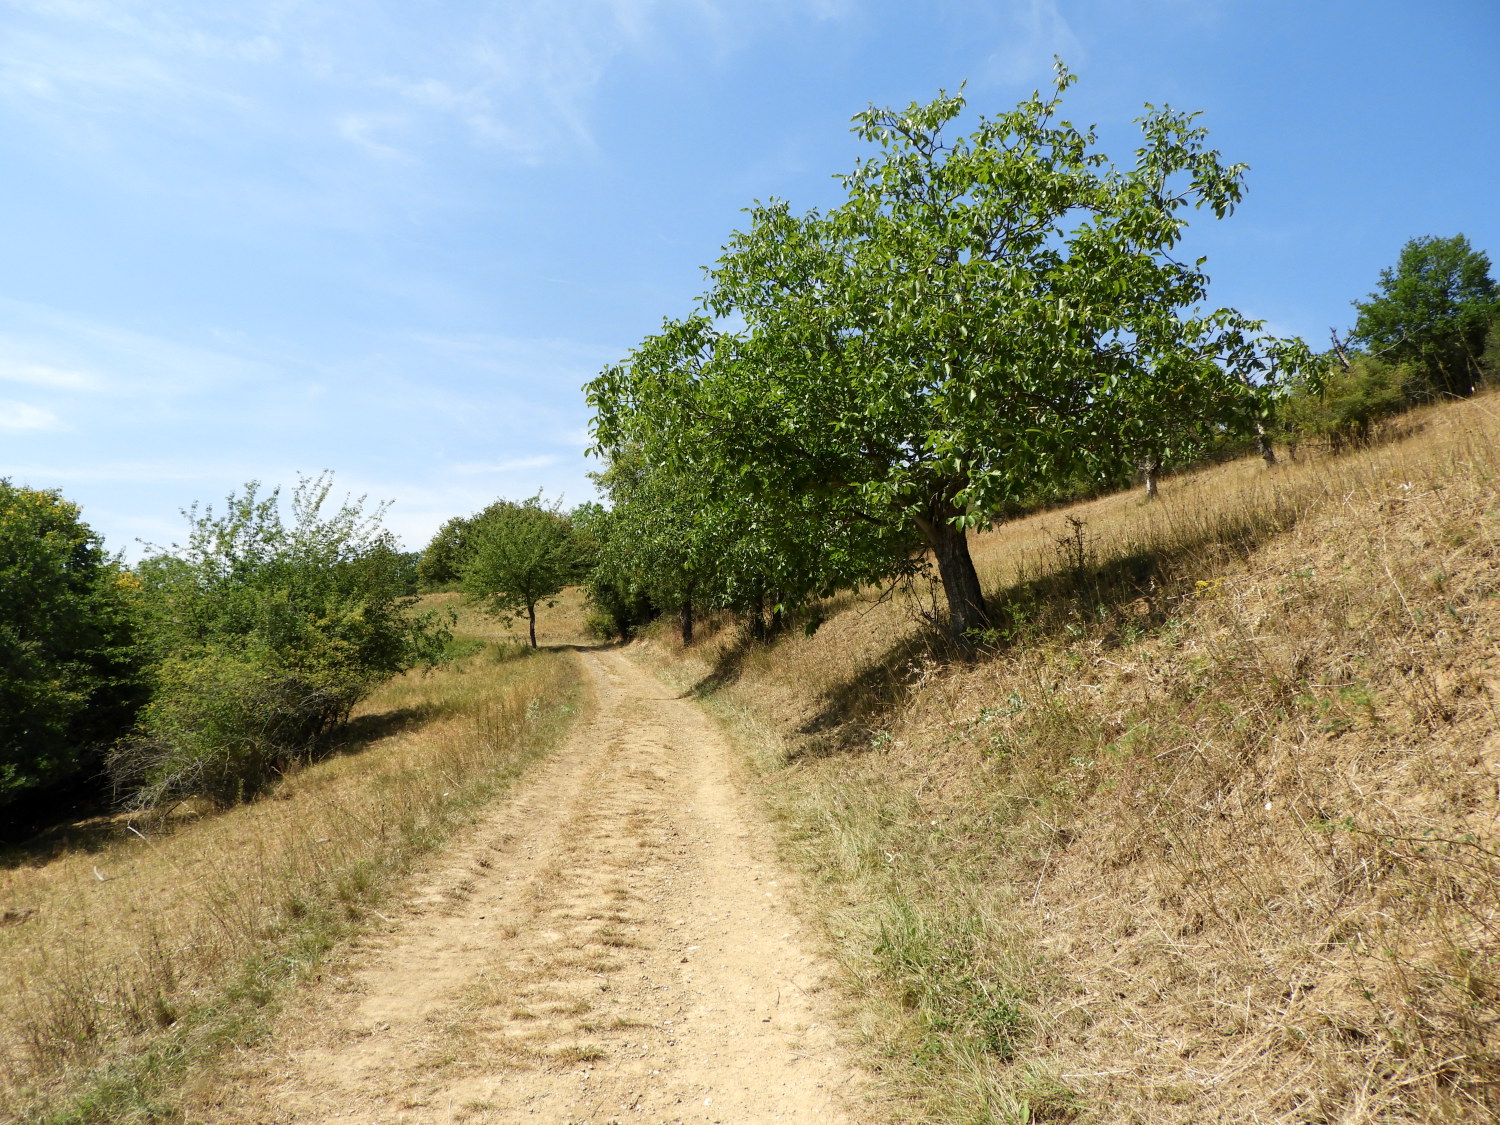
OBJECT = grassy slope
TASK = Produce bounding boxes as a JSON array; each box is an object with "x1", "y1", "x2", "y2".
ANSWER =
[
  {"x1": 0, "y1": 593, "x2": 592, "y2": 1123},
  {"x1": 639, "y1": 396, "x2": 1500, "y2": 1124}
]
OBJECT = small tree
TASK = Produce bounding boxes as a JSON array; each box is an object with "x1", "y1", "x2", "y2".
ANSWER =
[
  {"x1": 1352, "y1": 234, "x2": 1497, "y2": 398},
  {"x1": 416, "y1": 515, "x2": 474, "y2": 590},
  {"x1": 462, "y1": 495, "x2": 584, "y2": 648},
  {"x1": 0, "y1": 481, "x2": 143, "y2": 809}
]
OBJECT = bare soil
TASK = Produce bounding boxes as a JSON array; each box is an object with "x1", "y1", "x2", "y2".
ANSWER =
[{"x1": 191, "y1": 648, "x2": 862, "y2": 1124}]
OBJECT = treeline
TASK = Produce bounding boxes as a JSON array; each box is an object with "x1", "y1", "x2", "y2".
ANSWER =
[
  {"x1": 1, "y1": 475, "x2": 445, "y2": 820},
  {"x1": 577, "y1": 66, "x2": 1498, "y2": 651}
]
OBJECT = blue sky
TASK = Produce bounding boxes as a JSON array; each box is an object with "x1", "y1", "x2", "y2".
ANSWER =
[{"x1": 2, "y1": 0, "x2": 1497, "y2": 556}]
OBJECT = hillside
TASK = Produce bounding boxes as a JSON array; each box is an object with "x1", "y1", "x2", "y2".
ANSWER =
[{"x1": 636, "y1": 394, "x2": 1500, "y2": 1123}]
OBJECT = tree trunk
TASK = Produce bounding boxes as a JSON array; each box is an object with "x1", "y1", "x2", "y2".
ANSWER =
[
  {"x1": 1256, "y1": 423, "x2": 1277, "y2": 466},
  {"x1": 1139, "y1": 456, "x2": 1161, "y2": 500},
  {"x1": 527, "y1": 603, "x2": 538, "y2": 648},
  {"x1": 916, "y1": 505, "x2": 989, "y2": 647},
  {"x1": 679, "y1": 600, "x2": 694, "y2": 646},
  {"x1": 748, "y1": 594, "x2": 767, "y2": 642}
]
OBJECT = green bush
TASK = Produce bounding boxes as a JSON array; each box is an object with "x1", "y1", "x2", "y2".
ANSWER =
[
  {"x1": 113, "y1": 475, "x2": 448, "y2": 808},
  {"x1": 111, "y1": 646, "x2": 366, "y2": 807},
  {"x1": 1280, "y1": 356, "x2": 1412, "y2": 451},
  {"x1": 0, "y1": 481, "x2": 143, "y2": 808}
]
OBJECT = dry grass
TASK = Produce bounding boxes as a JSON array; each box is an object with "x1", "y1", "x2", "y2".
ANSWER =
[
  {"x1": 0, "y1": 594, "x2": 592, "y2": 1123},
  {"x1": 428, "y1": 583, "x2": 596, "y2": 653},
  {"x1": 640, "y1": 396, "x2": 1500, "y2": 1123}
]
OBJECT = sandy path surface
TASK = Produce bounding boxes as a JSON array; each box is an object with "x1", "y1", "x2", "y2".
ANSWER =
[{"x1": 198, "y1": 648, "x2": 862, "y2": 1125}]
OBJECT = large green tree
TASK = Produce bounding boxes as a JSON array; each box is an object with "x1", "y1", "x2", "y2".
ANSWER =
[
  {"x1": 1352, "y1": 234, "x2": 1497, "y2": 398},
  {"x1": 0, "y1": 481, "x2": 142, "y2": 808},
  {"x1": 591, "y1": 66, "x2": 1311, "y2": 644}
]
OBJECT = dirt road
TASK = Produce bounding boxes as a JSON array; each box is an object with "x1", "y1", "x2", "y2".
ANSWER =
[{"x1": 200, "y1": 648, "x2": 862, "y2": 1124}]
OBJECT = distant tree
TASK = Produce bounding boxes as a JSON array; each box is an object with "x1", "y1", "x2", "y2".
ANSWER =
[
  {"x1": 462, "y1": 495, "x2": 584, "y2": 648},
  {"x1": 417, "y1": 515, "x2": 474, "y2": 589},
  {"x1": 0, "y1": 481, "x2": 143, "y2": 809},
  {"x1": 1484, "y1": 307, "x2": 1500, "y2": 383},
  {"x1": 571, "y1": 500, "x2": 656, "y2": 643},
  {"x1": 1352, "y1": 234, "x2": 1497, "y2": 398}
]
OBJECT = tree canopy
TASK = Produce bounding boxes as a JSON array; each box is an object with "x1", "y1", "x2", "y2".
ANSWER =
[
  {"x1": 0, "y1": 481, "x2": 143, "y2": 808},
  {"x1": 1352, "y1": 234, "x2": 1497, "y2": 398},
  {"x1": 589, "y1": 65, "x2": 1313, "y2": 646},
  {"x1": 461, "y1": 494, "x2": 585, "y2": 647}
]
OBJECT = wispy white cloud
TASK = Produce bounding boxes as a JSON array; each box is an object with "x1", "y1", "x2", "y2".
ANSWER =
[
  {"x1": 0, "y1": 400, "x2": 64, "y2": 431},
  {"x1": 0, "y1": 458, "x2": 258, "y2": 483},
  {"x1": 985, "y1": 0, "x2": 1085, "y2": 85},
  {"x1": 0, "y1": 357, "x2": 103, "y2": 391},
  {"x1": 334, "y1": 111, "x2": 412, "y2": 162},
  {"x1": 406, "y1": 330, "x2": 619, "y2": 379},
  {"x1": 450, "y1": 455, "x2": 560, "y2": 475},
  {"x1": 0, "y1": 299, "x2": 270, "y2": 398}
]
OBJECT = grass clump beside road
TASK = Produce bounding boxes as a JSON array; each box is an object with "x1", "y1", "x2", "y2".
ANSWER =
[
  {"x1": 0, "y1": 597, "x2": 586, "y2": 1124},
  {"x1": 641, "y1": 394, "x2": 1500, "y2": 1124}
]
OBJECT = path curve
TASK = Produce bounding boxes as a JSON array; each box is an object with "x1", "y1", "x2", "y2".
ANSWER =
[{"x1": 201, "y1": 648, "x2": 862, "y2": 1124}]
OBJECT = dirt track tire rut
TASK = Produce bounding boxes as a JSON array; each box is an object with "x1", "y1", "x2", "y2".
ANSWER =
[{"x1": 199, "y1": 648, "x2": 861, "y2": 1124}]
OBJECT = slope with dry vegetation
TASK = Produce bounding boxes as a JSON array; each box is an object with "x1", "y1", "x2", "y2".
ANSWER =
[
  {"x1": 639, "y1": 395, "x2": 1500, "y2": 1123},
  {"x1": 0, "y1": 596, "x2": 588, "y2": 1124}
]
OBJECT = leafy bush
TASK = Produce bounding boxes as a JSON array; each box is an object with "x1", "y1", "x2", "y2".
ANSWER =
[
  {"x1": 0, "y1": 481, "x2": 143, "y2": 808},
  {"x1": 1280, "y1": 355, "x2": 1412, "y2": 451},
  {"x1": 111, "y1": 646, "x2": 367, "y2": 806},
  {"x1": 112, "y1": 475, "x2": 448, "y2": 808}
]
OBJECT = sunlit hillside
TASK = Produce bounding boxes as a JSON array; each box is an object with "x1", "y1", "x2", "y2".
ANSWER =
[{"x1": 638, "y1": 394, "x2": 1500, "y2": 1124}]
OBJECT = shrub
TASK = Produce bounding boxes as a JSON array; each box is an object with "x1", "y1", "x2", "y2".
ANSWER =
[
  {"x1": 1280, "y1": 355, "x2": 1412, "y2": 451},
  {"x1": 113, "y1": 475, "x2": 448, "y2": 807},
  {"x1": 110, "y1": 646, "x2": 366, "y2": 807},
  {"x1": 0, "y1": 480, "x2": 142, "y2": 808}
]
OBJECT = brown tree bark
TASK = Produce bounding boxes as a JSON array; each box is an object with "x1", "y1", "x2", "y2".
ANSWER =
[
  {"x1": 1256, "y1": 423, "x2": 1277, "y2": 466},
  {"x1": 679, "y1": 599, "x2": 694, "y2": 646},
  {"x1": 915, "y1": 500, "x2": 989, "y2": 648},
  {"x1": 527, "y1": 603, "x2": 538, "y2": 648},
  {"x1": 1139, "y1": 455, "x2": 1162, "y2": 500}
]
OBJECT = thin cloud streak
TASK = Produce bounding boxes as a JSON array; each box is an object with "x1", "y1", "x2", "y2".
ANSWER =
[
  {"x1": 0, "y1": 400, "x2": 63, "y2": 432},
  {"x1": 0, "y1": 358, "x2": 103, "y2": 391},
  {"x1": 449, "y1": 455, "x2": 561, "y2": 475}
]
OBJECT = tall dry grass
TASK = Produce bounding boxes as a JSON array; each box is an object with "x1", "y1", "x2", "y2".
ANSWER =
[
  {"x1": 641, "y1": 396, "x2": 1500, "y2": 1123},
  {"x1": 0, "y1": 596, "x2": 588, "y2": 1123}
]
